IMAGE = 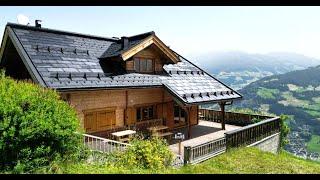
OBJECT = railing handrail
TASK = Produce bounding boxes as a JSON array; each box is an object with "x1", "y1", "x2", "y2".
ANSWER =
[
  {"x1": 199, "y1": 108, "x2": 273, "y2": 119},
  {"x1": 225, "y1": 117, "x2": 280, "y2": 135},
  {"x1": 184, "y1": 137, "x2": 226, "y2": 164},
  {"x1": 82, "y1": 133, "x2": 131, "y2": 146},
  {"x1": 187, "y1": 137, "x2": 226, "y2": 149}
]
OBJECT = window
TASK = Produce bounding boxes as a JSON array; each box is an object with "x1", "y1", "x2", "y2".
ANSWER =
[
  {"x1": 136, "y1": 105, "x2": 155, "y2": 121},
  {"x1": 174, "y1": 103, "x2": 186, "y2": 125},
  {"x1": 134, "y1": 58, "x2": 153, "y2": 73}
]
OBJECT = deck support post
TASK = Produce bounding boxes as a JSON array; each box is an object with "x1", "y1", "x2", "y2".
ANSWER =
[
  {"x1": 187, "y1": 106, "x2": 192, "y2": 139},
  {"x1": 219, "y1": 102, "x2": 226, "y2": 130},
  {"x1": 124, "y1": 90, "x2": 128, "y2": 127}
]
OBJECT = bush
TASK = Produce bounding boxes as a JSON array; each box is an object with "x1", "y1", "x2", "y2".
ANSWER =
[
  {"x1": 0, "y1": 73, "x2": 84, "y2": 173},
  {"x1": 279, "y1": 114, "x2": 290, "y2": 148},
  {"x1": 113, "y1": 137, "x2": 174, "y2": 169}
]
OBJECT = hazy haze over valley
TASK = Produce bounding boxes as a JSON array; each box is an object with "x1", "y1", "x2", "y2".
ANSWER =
[{"x1": 190, "y1": 51, "x2": 320, "y2": 90}]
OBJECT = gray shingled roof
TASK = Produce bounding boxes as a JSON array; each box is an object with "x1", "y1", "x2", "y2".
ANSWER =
[
  {"x1": 100, "y1": 31, "x2": 155, "y2": 58},
  {"x1": 161, "y1": 60, "x2": 241, "y2": 104},
  {"x1": 4, "y1": 23, "x2": 241, "y2": 104}
]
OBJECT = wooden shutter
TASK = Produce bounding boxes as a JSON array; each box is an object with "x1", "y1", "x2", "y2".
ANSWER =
[
  {"x1": 84, "y1": 112, "x2": 96, "y2": 133},
  {"x1": 84, "y1": 109, "x2": 116, "y2": 133},
  {"x1": 97, "y1": 111, "x2": 109, "y2": 130}
]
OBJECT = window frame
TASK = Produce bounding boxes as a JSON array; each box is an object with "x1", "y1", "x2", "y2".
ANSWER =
[
  {"x1": 133, "y1": 57, "x2": 154, "y2": 73},
  {"x1": 136, "y1": 105, "x2": 156, "y2": 122},
  {"x1": 173, "y1": 103, "x2": 187, "y2": 126}
]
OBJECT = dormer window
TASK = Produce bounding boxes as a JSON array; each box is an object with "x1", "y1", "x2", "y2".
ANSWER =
[{"x1": 134, "y1": 58, "x2": 153, "y2": 73}]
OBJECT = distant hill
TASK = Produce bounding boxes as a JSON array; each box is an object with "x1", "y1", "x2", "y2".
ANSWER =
[
  {"x1": 192, "y1": 51, "x2": 320, "y2": 89},
  {"x1": 234, "y1": 65, "x2": 320, "y2": 157}
]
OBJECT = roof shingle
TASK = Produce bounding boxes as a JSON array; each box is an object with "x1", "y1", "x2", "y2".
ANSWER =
[{"x1": 6, "y1": 23, "x2": 241, "y2": 104}]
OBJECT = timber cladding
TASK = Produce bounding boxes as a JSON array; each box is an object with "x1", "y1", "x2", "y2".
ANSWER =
[
  {"x1": 125, "y1": 45, "x2": 172, "y2": 73},
  {"x1": 62, "y1": 87, "x2": 199, "y2": 133}
]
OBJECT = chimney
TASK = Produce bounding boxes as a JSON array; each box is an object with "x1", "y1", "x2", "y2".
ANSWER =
[
  {"x1": 120, "y1": 36, "x2": 129, "y2": 50},
  {"x1": 35, "y1": 20, "x2": 42, "y2": 28}
]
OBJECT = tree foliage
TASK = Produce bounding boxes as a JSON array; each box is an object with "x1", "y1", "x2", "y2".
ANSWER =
[{"x1": 0, "y1": 73, "x2": 84, "y2": 173}]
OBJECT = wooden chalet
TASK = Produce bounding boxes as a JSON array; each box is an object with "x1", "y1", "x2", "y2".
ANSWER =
[
  {"x1": 0, "y1": 22, "x2": 282, "y2": 164},
  {"x1": 0, "y1": 22, "x2": 242, "y2": 140}
]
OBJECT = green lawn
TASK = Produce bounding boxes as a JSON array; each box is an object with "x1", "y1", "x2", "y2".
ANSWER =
[
  {"x1": 305, "y1": 110, "x2": 320, "y2": 117},
  {"x1": 307, "y1": 135, "x2": 320, "y2": 154},
  {"x1": 257, "y1": 87, "x2": 280, "y2": 100},
  {"x1": 58, "y1": 148, "x2": 320, "y2": 174}
]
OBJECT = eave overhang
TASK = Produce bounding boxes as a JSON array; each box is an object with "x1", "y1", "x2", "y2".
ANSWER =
[
  {"x1": 120, "y1": 35, "x2": 180, "y2": 63},
  {"x1": 1, "y1": 26, "x2": 47, "y2": 87}
]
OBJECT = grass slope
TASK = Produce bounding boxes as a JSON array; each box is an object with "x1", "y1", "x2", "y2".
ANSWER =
[
  {"x1": 307, "y1": 135, "x2": 320, "y2": 153},
  {"x1": 59, "y1": 148, "x2": 320, "y2": 174}
]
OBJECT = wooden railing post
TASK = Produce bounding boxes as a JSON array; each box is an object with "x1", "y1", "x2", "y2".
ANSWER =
[
  {"x1": 219, "y1": 102, "x2": 226, "y2": 130},
  {"x1": 184, "y1": 146, "x2": 191, "y2": 165}
]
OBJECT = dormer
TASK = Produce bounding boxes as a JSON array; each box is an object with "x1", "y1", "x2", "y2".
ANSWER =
[{"x1": 99, "y1": 32, "x2": 180, "y2": 75}]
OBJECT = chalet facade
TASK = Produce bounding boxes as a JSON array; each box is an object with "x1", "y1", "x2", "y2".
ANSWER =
[{"x1": 0, "y1": 23, "x2": 242, "y2": 139}]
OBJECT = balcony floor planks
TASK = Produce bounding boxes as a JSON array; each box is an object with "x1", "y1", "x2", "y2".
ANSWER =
[{"x1": 169, "y1": 120, "x2": 241, "y2": 155}]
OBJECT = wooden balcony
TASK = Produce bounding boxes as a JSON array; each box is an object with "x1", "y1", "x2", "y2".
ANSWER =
[
  {"x1": 90, "y1": 118, "x2": 164, "y2": 139},
  {"x1": 198, "y1": 108, "x2": 273, "y2": 126},
  {"x1": 174, "y1": 108, "x2": 281, "y2": 165}
]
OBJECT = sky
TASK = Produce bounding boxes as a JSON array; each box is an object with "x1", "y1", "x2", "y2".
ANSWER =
[{"x1": 1, "y1": 6, "x2": 320, "y2": 59}]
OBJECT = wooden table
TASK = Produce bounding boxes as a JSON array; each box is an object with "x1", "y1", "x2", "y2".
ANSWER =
[
  {"x1": 111, "y1": 130, "x2": 136, "y2": 143},
  {"x1": 147, "y1": 125, "x2": 169, "y2": 132},
  {"x1": 147, "y1": 125, "x2": 173, "y2": 142}
]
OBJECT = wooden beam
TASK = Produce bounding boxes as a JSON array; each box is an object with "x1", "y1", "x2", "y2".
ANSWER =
[
  {"x1": 121, "y1": 35, "x2": 180, "y2": 63},
  {"x1": 197, "y1": 105, "x2": 199, "y2": 124},
  {"x1": 124, "y1": 90, "x2": 128, "y2": 126},
  {"x1": 0, "y1": 28, "x2": 9, "y2": 64},
  {"x1": 187, "y1": 106, "x2": 192, "y2": 139},
  {"x1": 6, "y1": 27, "x2": 47, "y2": 87},
  {"x1": 162, "y1": 88, "x2": 165, "y2": 125},
  {"x1": 219, "y1": 102, "x2": 226, "y2": 130}
]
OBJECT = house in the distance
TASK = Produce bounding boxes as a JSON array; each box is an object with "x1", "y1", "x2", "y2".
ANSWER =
[{"x1": 0, "y1": 22, "x2": 281, "y2": 164}]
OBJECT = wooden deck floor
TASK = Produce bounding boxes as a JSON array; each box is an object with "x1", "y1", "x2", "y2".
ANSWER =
[{"x1": 169, "y1": 120, "x2": 241, "y2": 155}]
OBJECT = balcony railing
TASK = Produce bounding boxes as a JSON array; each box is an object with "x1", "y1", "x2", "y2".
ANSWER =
[
  {"x1": 225, "y1": 117, "x2": 281, "y2": 149},
  {"x1": 82, "y1": 133, "x2": 131, "y2": 153},
  {"x1": 184, "y1": 137, "x2": 226, "y2": 164},
  {"x1": 198, "y1": 109, "x2": 272, "y2": 126},
  {"x1": 182, "y1": 109, "x2": 281, "y2": 165}
]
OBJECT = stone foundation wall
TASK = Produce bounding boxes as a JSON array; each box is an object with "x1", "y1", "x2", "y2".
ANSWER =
[{"x1": 248, "y1": 133, "x2": 281, "y2": 154}]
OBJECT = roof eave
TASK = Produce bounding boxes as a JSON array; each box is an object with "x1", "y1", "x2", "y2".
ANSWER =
[
  {"x1": 171, "y1": 50, "x2": 244, "y2": 99},
  {"x1": 0, "y1": 27, "x2": 9, "y2": 65},
  {"x1": 120, "y1": 35, "x2": 180, "y2": 63},
  {"x1": 6, "y1": 23, "x2": 118, "y2": 42},
  {"x1": 184, "y1": 96, "x2": 243, "y2": 106},
  {"x1": 163, "y1": 84, "x2": 242, "y2": 107},
  {"x1": 5, "y1": 26, "x2": 47, "y2": 87},
  {"x1": 55, "y1": 84, "x2": 164, "y2": 92}
]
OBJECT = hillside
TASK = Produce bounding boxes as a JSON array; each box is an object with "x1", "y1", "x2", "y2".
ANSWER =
[
  {"x1": 235, "y1": 65, "x2": 320, "y2": 159},
  {"x1": 192, "y1": 51, "x2": 320, "y2": 90},
  {"x1": 60, "y1": 148, "x2": 320, "y2": 174}
]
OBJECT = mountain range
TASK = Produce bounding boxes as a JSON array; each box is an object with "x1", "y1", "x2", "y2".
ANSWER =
[
  {"x1": 192, "y1": 51, "x2": 320, "y2": 90},
  {"x1": 234, "y1": 65, "x2": 320, "y2": 158}
]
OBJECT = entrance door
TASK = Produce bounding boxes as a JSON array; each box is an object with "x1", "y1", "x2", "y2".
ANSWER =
[
  {"x1": 84, "y1": 109, "x2": 116, "y2": 133},
  {"x1": 174, "y1": 103, "x2": 187, "y2": 127}
]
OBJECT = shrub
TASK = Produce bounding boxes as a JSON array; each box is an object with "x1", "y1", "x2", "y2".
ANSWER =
[
  {"x1": 279, "y1": 114, "x2": 290, "y2": 149},
  {"x1": 114, "y1": 137, "x2": 174, "y2": 169},
  {"x1": 0, "y1": 73, "x2": 85, "y2": 173}
]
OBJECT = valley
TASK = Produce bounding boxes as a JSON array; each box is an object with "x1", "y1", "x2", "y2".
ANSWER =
[
  {"x1": 234, "y1": 66, "x2": 320, "y2": 160},
  {"x1": 196, "y1": 51, "x2": 320, "y2": 160}
]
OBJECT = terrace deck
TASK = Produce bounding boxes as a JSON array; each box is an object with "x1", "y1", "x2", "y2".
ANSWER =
[{"x1": 169, "y1": 120, "x2": 241, "y2": 155}]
